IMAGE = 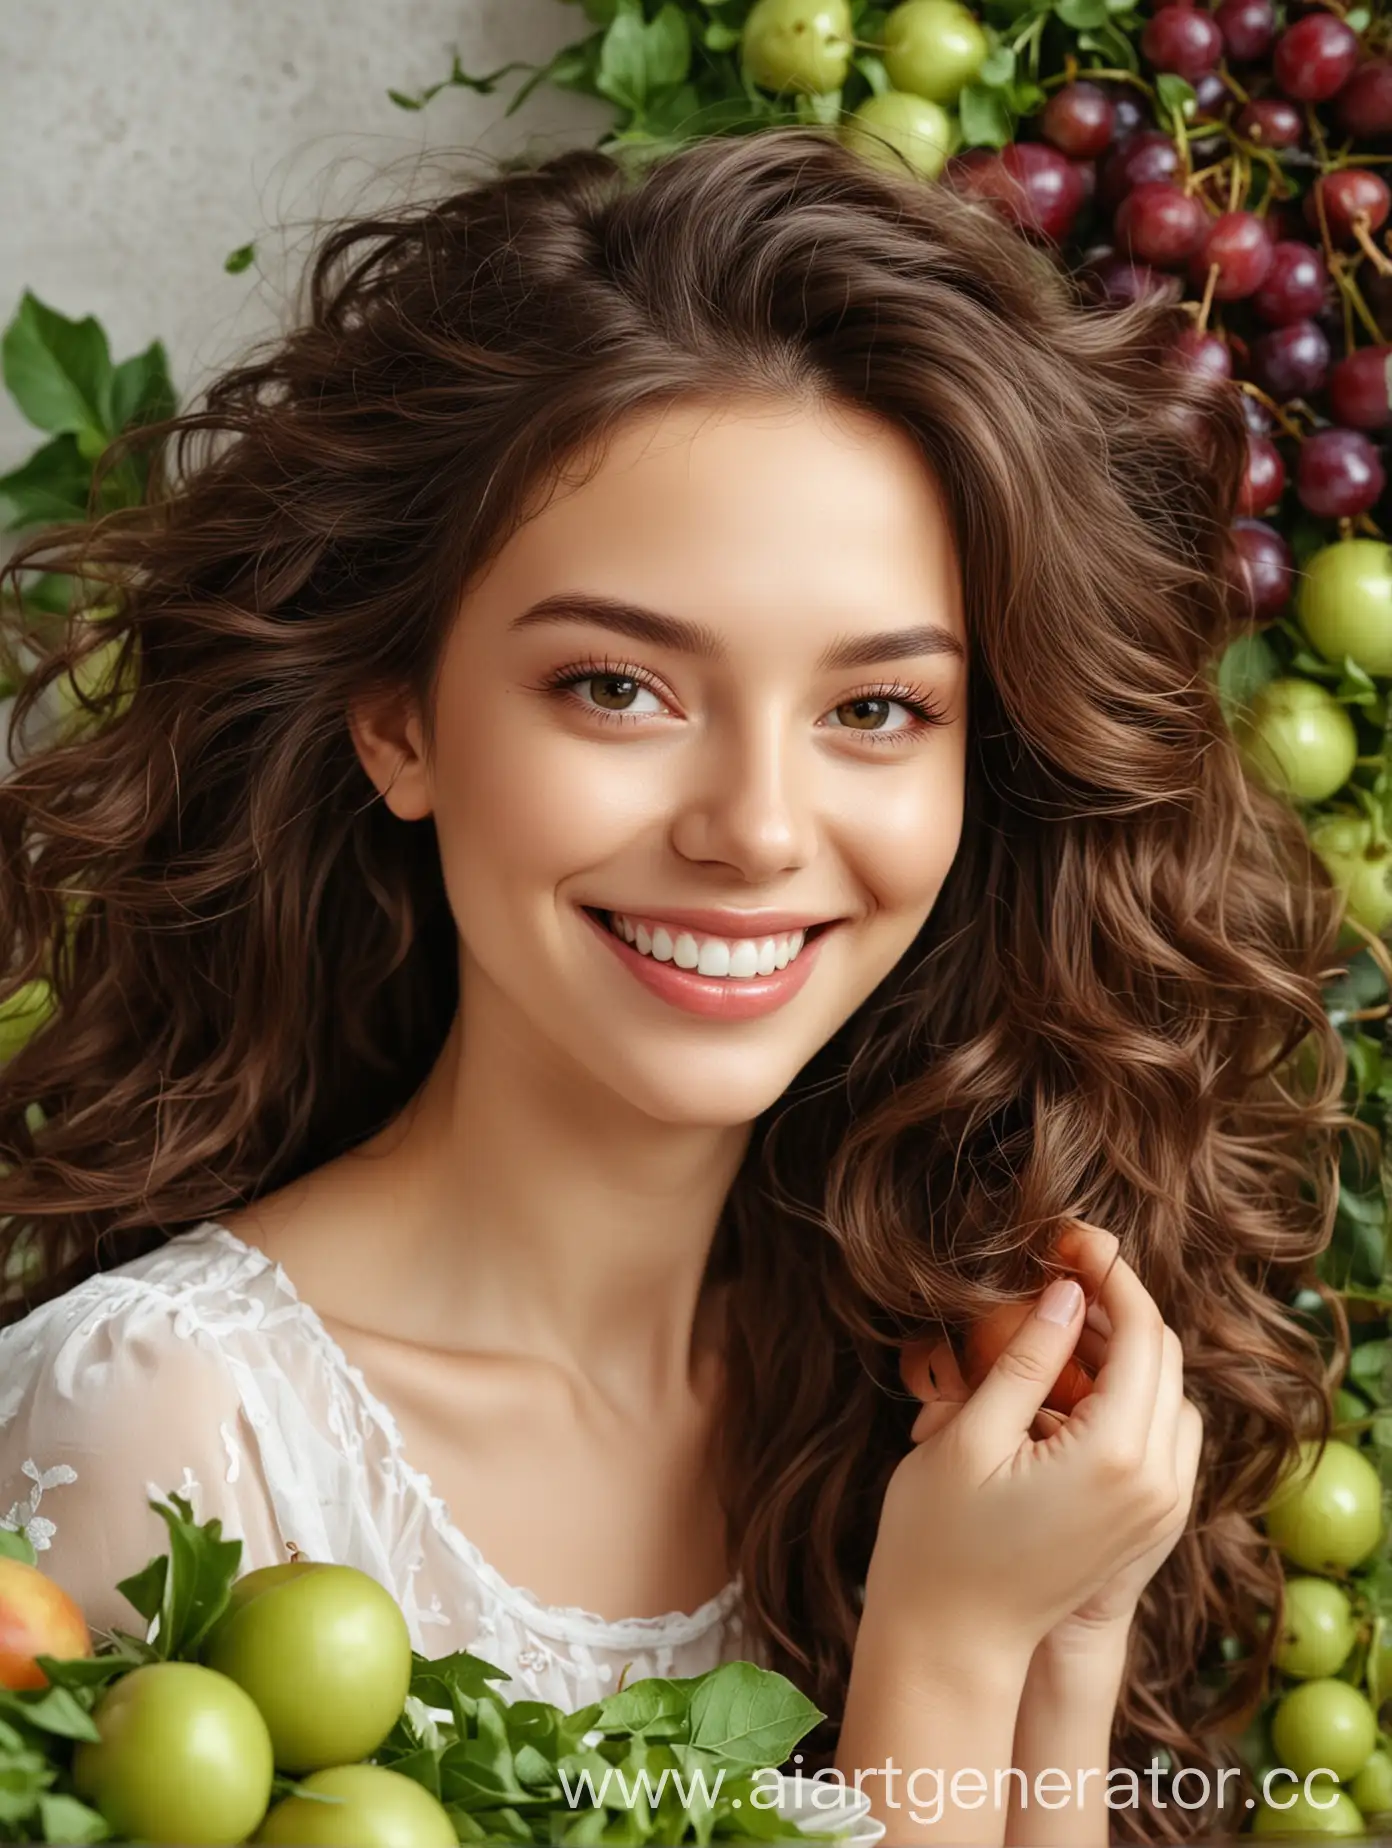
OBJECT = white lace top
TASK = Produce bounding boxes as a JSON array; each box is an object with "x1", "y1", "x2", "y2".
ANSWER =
[{"x1": 0, "y1": 1221, "x2": 758, "y2": 1708}]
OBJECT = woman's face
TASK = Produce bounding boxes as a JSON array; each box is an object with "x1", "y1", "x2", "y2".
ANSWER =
[{"x1": 353, "y1": 395, "x2": 969, "y2": 1128}]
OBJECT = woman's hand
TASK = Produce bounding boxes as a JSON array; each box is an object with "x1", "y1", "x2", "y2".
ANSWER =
[
  {"x1": 899, "y1": 1235, "x2": 1203, "y2": 1653},
  {"x1": 866, "y1": 1222, "x2": 1203, "y2": 1679}
]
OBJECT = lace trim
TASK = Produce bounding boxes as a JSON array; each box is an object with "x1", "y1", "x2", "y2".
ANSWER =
[{"x1": 187, "y1": 1222, "x2": 746, "y2": 1651}]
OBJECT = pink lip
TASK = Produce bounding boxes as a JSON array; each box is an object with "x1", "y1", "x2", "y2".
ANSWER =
[
  {"x1": 595, "y1": 904, "x2": 840, "y2": 936},
  {"x1": 579, "y1": 907, "x2": 834, "y2": 1021}
]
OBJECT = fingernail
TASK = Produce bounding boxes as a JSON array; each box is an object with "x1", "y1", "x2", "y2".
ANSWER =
[{"x1": 1037, "y1": 1278, "x2": 1084, "y2": 1325}]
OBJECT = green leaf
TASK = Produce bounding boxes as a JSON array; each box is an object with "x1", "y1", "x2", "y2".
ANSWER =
[
  {"x1": 1338, "y1": 654, "x2": 1380, "y2": 707},
  {"x1": 1056, "y1": 0, "x2": 1110, "y2": 28},
  {"x1": 108, "y1": 339, "x2": 176, "y2": 434},
  {"x1": 685, "y1": 1663, "x2": 823, "y2": 1771},
  {"x1": 958, "y1": 82, "x2": 1014, "y2": 146},
  {"x1": 596, "y1": 0, "x2": 651, "y2": 112},
  {"x1": 117, "y1": 1492, "x2": 242, "y2": 1660},
  {"x1": 409, "y1": 1649, "x2": 512, "y2": 1708},
  {"x1": 39, "y1": 1791, "x2": 110, "y2": 1842},
  {"x1": 0, "y1": 1529, "x2": 37, "y2": 1567},
  {"x1": 1155, "y1": 72, "x2": 1197, "y2": 117},
  {"x1": 645, "y1": 4, "x2": 693, "y2": 87},
  {"x1": 977, "y1": 43, "x2": 1017, "y2": 85},
  {"x1": 1217, "y1": 628, "x2": 1279, "y2": 724},
  {"x1": 2, "y1": 293, "x2": 113, "y2": 443},
  {"x1": 0, "y1": 1682, "x2": 100, "y2": 1743},
  {"x1": 1076, "y1": 21, "x2": 1139, "y2": 68},
  {"x1": 0, "y1": 433, "x2": 93, "y2": 530},
  {"x1": 596, "y1": 1675, "x2": 696, "y2": 1738},
  {"x1": 705, "y1": 22, "x2": 744, "y2": 51}
]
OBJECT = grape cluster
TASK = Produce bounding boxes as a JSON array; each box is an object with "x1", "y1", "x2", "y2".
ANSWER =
[{"x1": 941, "y1": 1, "x2": 1392, "y2": 595}]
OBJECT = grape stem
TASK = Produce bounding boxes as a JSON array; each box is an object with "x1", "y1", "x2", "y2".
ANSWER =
[
  {"x1": 1195, "y1": 259, "x2": 1220, "y2": 333},
  {"x1": 1235, "y1": 379, "x2": 1308, "y2": 440},
  {"x1": 1352, "y1": 212, "x2": 1392, "y2": 276}
]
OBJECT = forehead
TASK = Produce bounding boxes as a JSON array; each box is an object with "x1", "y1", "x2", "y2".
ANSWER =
[{"x1": 478, "y1": 396, "x2": 966, "y2": 657}]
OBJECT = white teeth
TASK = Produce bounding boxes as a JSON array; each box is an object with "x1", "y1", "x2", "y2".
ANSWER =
[
  {"x1": 729, "y1": 940, "x2": 760, "y2": 978},
  {"x1": 697, "y1": 939, "x2": 731, "y2": 977},
  {"x1": 605, "y1": 913, "x2": 818, "y2": 980}
]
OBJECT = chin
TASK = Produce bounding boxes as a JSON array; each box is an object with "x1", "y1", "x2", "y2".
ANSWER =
[{"x1": 601, "y1": 1057, "x2": 801, "y2": 1131}]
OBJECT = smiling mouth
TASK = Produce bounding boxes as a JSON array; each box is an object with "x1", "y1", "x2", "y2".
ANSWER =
[{"x1": 583, "y1": 908, "x2": 834, "y2": 981}]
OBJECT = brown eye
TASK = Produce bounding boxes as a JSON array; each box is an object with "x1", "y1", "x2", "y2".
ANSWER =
[
  {"x1": 586, "y1": 675, "x2": 643, "y2": 711},
  {"x1": 833, "y1": 697, "x2": 896, "y2": 731}
]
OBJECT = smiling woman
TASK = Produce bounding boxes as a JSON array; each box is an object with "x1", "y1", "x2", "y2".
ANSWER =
[{"x1": 0, "y1": 127, "x2": 1354, "y2": 1847}]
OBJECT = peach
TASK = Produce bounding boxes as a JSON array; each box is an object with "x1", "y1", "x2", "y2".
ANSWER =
[{"x1": 0, "y1": 1554, "x2": 91, "y2": 1689}]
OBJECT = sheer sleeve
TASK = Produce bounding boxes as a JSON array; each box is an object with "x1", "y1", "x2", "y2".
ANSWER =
[{"x1": 0, "y1": 1272, "x2": 290, "y2": 1639}]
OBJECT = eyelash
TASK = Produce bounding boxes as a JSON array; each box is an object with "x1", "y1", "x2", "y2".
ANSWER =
[{"x1": 533, "y1": 656, "x2": 952, "y2": 746}]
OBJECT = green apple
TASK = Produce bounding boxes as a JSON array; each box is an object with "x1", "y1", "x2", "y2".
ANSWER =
[
  {"x1": 202, "y1": 1561, "x2": 412, "y2": 1773},
  {"x1": 1308, "y1": 814, "x2": 1392, "y2": 936},
  {"x1": 1353, "y1": 1746, "x2": 1392, "y2": 1818},
  {"x1": 1273, "y1": 1577, "x2": 1356, "y2": 1680},
  {"x1": 72, "y1": 1661, "x2": 274, "y2": 1846},
  {"x1": 0, "y1": 979, "x2": 55, "y2": 1065},
  {"x1": 256, "y1": 1765, "x2": 457, "y2": 1847},
  {"x1": 1232, "y1": 678, "x2": 1358, "y2": 804},
  {"x1": 1266, "y1": 1439, "x2": 1384, "y2": 1574},
  {"x1": 883, "y1": 0, "x2": 989, "y2": 105},
  {"x1": 742, "y1": 0, "x2": 853, "y2": 95},
  {"x1": 1252, "y1": 1783, "x2": 1365, "y2": 1836},
  {"x1": 1271, "y1": 1677, "x2": 1378, "y2": 1782},
  {"x1": 841, "y1": 91, "x2": 955, "y2": 178},
  {"x1": 1299, "y1": 539, "x2": 1392, "y2": 677}
]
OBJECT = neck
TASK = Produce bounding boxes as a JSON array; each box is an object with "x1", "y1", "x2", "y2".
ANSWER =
[{"x1": 341, "y1": 969, "x2": 751, "y2": 1407}]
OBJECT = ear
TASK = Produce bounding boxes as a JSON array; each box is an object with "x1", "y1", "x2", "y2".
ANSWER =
[{"x1": 347, "y1": 689, "x2": 433, "y2": 822}]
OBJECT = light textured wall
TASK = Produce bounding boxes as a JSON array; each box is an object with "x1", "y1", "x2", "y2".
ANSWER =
[{"x1": 1, "y1": 1, "x2": 611, "y2": 471}]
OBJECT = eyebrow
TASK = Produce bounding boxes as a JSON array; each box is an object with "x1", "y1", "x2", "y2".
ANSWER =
[{"x1": 508, "y1": 591, "x2": 966, "y2": 670}]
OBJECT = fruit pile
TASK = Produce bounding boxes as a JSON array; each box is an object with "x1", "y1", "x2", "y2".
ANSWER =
[
  {"x1": 0, "y1": 1494, "x2": 826, "y2": 1846},
  {"x1": 1250, "y1": 1432, "x2": 1392, "y2": 1834}
]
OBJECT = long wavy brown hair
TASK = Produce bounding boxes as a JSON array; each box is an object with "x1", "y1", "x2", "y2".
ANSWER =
[{"x1": 0, "y1": 125, "x2": 1358, "y2": 1840}]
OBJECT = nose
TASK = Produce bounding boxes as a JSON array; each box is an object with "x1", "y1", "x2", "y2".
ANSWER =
[{"x1": 668, "y1": 710, "x2": 817, "y2": 882}]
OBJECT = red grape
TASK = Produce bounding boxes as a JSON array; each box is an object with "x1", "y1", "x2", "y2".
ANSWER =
[
  {"x1": 1251, "y1": 320, "x2": 1332, "y2": 398},
  {"x1": 1252, "y1": 242, "x2": 1330, "y2": 325},
  {"x1": 1304, "y1": 169, "x2": 1391, "y2": 244},
  {"x1": 1216, "y1": 0, "x2": 1275, "y2": 61},
  {"x1": 1177, "y1": 327, "x2": 1233, "y2": 378},
  {"x1": 1273, "y1": 14, "x2": 1360, "y2": 102},
  {"x1": 1116, "y1": 181, "x2": 1208, "y2": 266},
  {"x1": 1099, "y1": 130, "x2": 1181, "y2": 210},
  {"x1": 1104, "y1": 86, "x2": 1150, "y2": 143},
  {"x1": 1235, "y1": 98, "x2": 1304, "y2": 147},
  {"x1": 951, "y1": 143, "x2": 1087, "y2": 242},
  {"x1": 1191, "y1": 212, "x2": 1275, "y2": 298},
  {"x1": 1142, "y1": 5, "x2": 1225, "y2": 79},
  {"x1": 1336, "y1": 63, "x2": 1392, "y2": 138},
  {"x1": 1088, "y1": 251, "x2": 1184, "y2": 303},
  {"x1": 1193, "y1": 71, "x2": 1231, "y2": 119},
  {"x1": 1041, "y1": 81, "x2": 1115, "y2": 158},
  {"x1": 1242, "y1": 392, "x2": 1274, "y2": 434},
  {"x1": 1240, "y1": 434, "x2": 1287, "y2": 513},
  {"x1": 1296, "y1": 427, "x2": 1386, "y2": 516},
  {"x1": 1231, "y1": 518, "x2": 1294, "y2": 617},
  {"x1": 1329, "y1": 346, "x2": 1392, "y2": 429}
]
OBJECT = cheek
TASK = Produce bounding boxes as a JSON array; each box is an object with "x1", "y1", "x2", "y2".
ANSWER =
[
  {"x1": 428, "y1": 705, "x2": 659, "y2": 906},
  {"x1": 841, "y1": 754, "x2": 967, "y2": 914}
]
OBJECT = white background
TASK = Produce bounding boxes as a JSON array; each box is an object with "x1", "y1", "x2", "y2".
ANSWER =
[{"x1": 1, "y1": 1, "x2": 612, "y2": 471}]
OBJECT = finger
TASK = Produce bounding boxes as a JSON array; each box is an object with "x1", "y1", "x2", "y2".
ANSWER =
[
  {"x1": 910, "y1": 1397, "x2": 967, "y2": 1444},
  {"x1": 1072, "y1": 1250, "x2": 1167, "y2": 1453},
  {"x1": 1145, "y1": 1324, "x2": 1185, "y2": 1468},
  {"x1": 957, "y1": 1271, "x2": 1088, "y2": 1454}
]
